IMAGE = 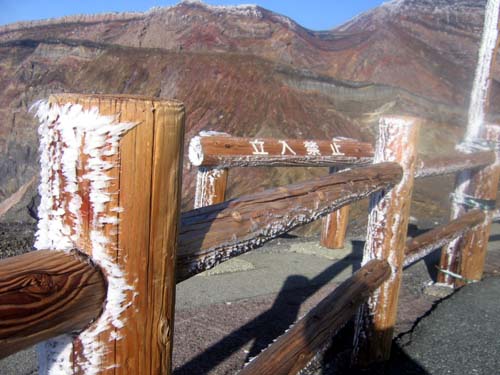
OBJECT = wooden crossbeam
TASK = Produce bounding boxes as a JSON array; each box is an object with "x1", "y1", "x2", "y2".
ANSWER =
[
  {"x1": 404, "y1": 210, "x2": 485, "y2": 268},
  {"x1": 0, "y1": 250, "x2": 106, "y2": 359},
  {"x1": 238, "y1": 260, "x2": 391, "y2": 375},
  {"x1": 189, "y1": 134, "x2": 374, "y2": 168},
  {"x1": 177, "y1": 162, "x2": 402, "y2": 282}
]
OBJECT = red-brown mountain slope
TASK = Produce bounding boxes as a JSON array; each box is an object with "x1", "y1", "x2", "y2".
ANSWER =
[{"x1": 0, "y1": 0, "x2": 496, "y2": 221}]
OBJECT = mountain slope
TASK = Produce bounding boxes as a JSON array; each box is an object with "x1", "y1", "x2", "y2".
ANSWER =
[
  {"x1": 1, "y1": 0, "x2": 494, "y2": 103},
  {"x1": 0, "y1": 0, "x2": 495, "y2": 221}
]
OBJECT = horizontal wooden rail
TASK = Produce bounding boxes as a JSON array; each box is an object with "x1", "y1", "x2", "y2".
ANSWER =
[
  {"x1": 190, "y1": 133, "x2": 494, "y2": 176},
  {"x1": 177, "y1": 162, "x2": 402, "y2": 282},
  {"x1": 414, "y1": 151, "x2": 495, "y2": 178},
  {"x1": 238, "y1": 259, "x2": 391, "y2": 375},
  {"x1": 0, "y1": 250, "x2": 106, "y2": 359},
  {"x1": 189, "y1": 134, "x2": 374, "y2": 168},
  {"x1": 403, "y1": 210, "x2": 485, "y2": 268}
]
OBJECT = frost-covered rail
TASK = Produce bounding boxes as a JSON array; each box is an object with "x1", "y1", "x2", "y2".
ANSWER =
[
  {"x1": 177, "y1": 161, "x2": 402, "y2": 282},
  {"x1": 403, "y1": 209, "x2": 485, "y2": 268},
  {"x1": 238, "y1": 260, "x2": 391, "y2": 375},
  {"x1": 189, "y1": 132, "x2": 497, "y2": 251},
  {"x1": 1, "y1": 100, "x2": 499, "y2": 375},
  {"x1": 415, "y1": 150, "x2": 495, "y2": 178},
  {"x1": 3, "y1": 12, "x2": 500, "y2": 370},
  {"x1": 189, "y1": 134, "x2": 375, "y2": 169}
]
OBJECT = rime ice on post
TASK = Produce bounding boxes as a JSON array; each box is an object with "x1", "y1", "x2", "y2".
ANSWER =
[
  {"x1": 352, "y1": 116, "x2": 420, "y2": 366},
  {"x1": 34, "y1": 94, "x2": 185, "y2": 375},
  {"x1": 465, "y1": 0, "x2": 500, "y2": 141},
  {"x1": 439, "y1": 125, "x2": 500, "y2": 287},
  {"x1": 193, "y1": 167, "x2": 229, "y2": 208},
  {"x1": 438, "y1": 0, "x2": 500, "y2": 287},
  {"x1": 190, "y1": 132, "x2": 230, "y2": 208}
]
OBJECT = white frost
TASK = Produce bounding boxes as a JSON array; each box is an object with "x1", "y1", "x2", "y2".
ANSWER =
[
  {"x1": 465, "y1": 0, "x2": 500, "y2": 141},
  {"x1": 194, "y1": 167, "x2": 227, "y2": 208},
  {"x1": 181, "y1": 0, "x2": 262, "y2": 18},
  {"x1": 33, "y1": 101, "x2": 135, "y2": 375}
]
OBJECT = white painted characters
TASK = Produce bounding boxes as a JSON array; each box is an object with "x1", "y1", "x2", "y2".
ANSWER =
[
  {"x1": 249, "y1": 140, "x2": 269, "y2": 155},
  {"x1": 248, "y1": 139, "x2": 346, "y2": 157},
  {"x1": 330, "y1": 142, "x2": 345, "y2": 156},
  {"x1": 278, "y1": 140, "x2": 297, "y2": 155},
  {"x1": 304, "y1": 141, "x2": 321, "y2": 156}
]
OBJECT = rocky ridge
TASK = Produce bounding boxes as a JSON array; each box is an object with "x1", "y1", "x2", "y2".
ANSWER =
[{"x1": 0, "y1": 0, "x2": 496, "y2": 222}]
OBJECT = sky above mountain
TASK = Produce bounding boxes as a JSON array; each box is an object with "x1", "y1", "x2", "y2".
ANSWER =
[{"x1": 0, "y1": 0, "x2": 386, "y2": 30}]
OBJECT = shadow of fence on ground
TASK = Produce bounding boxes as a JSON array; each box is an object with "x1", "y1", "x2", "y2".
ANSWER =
[
  {"x1": 175, "y1": 232, "x2": 439, "y2": 374},
  {"x1": 174, "y1": 240, "x2": 363, "y2": 374}
]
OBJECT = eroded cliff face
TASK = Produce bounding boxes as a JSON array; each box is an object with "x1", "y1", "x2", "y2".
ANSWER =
[{"x1": 0, "y1": 0, "x2": 495, "y2": 221}]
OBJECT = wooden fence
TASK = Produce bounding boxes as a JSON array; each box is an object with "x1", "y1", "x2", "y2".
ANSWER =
[{"x1": 0, "y1": 94, "x2": 498, "y2": 374}]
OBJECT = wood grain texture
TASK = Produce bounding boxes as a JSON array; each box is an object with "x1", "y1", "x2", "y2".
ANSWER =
[
  {"x1": 320, "y1": 205, "x2": 350, "y2": 249},
  {"x1": 353, "y1": 116, "x2": 420, "y2": 366},
  {"x1": 320, "y1": 167, "x2": 350, "y2": 250},
  {"x1": 403, "y1": 210, "x2": 485, "y2": 268},
  {"x1": 46, "y1": 94, "x2": 184, "y2": 375},
  {"x1": 189, "y1": 135, "x2": 374, "y2": 168},
  {"x1": 415, "y1": 151, "x2": 495, "y2": 178},
  {"x1": 177, "y1": 162, "x2": 402, "y2": 282},
  {"x1": 193, "y1": 167, "x2": 228, "y2": 209},
  {"x1": 0, "y1": 250, "x2": 105, "y2": 359},
  {"x1": 439, "y1": 125, "x2": 500, "y2": 287},
  {"x1": 239, "y1": 260, "x2": 391, "y2": 375}
]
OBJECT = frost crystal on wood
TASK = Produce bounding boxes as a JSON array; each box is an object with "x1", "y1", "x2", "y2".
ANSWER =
[
  {"x1": 33, "y1": 101, "x2": 135, "y2": 375},
  {"x1": 466, "y1": 0, "x2": 500, "y2": 141}
]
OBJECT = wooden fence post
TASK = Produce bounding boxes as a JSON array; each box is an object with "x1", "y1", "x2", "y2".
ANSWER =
[
  {"x1": 320, "y1": 167, "x2": 350, "y2": 249},
  {"x1": 352, "y1": 116, "x2": 420, "y2": 366},
  {"x1": 33, "y1": 94, "x2": 185, "y2": 375},
  {"x1": 193, "y1": 167, "x2": 229, "y2": 208},
  {"x1": 438, "y1": 124, "x2": 500, "y2": 287},
  {"x1": 190, "y1": 132, "x2": 230, "y2": 209}
]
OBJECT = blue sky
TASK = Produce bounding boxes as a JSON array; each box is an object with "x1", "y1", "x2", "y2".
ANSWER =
[{"x1": 0, "y1": 0, "x2": 386, "y2": 30}]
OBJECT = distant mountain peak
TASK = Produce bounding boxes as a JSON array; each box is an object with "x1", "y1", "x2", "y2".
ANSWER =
[
  {"x1": 177, "y1": 0, "x2": 262, "y2": 17},
  {"x1": 173, "y1": 0, "x2": 299, "y2": 30},
  {"x1": 381, "y1": 0, "x2": 486, "y2": 10}
]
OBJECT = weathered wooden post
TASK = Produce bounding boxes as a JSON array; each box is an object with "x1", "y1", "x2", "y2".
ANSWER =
[
  {"x1": 320, "y1": 167, "x2": 350, "y2": 249},
  {"x1": 352, "y1": 116, "x2": 420, "y2": 366},
  {"x1": 193, "y1": 167, "x2": 229, "y2": 208},
  {"x1": 438, "y1": 125, "x2": 500, "y2": 286},
  {"x1": 189, "y1": 132, "x2": 230, "y2": 208},
  {"x1": 33, "y1": 94, "x2": 185, "y2": 375},
  {"x1": 438, "y1": 0, "x2": 500, "y2": 287}
]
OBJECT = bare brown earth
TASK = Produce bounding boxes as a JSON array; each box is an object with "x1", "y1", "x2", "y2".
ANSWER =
[{"x1": 0, "y1": 0, "x2": 498, "y2": 221}]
